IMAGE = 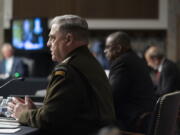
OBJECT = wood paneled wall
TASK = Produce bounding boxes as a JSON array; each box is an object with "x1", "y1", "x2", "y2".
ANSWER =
[{"x1": 13, "y1": 0, "x2": 158, "y2": 19}]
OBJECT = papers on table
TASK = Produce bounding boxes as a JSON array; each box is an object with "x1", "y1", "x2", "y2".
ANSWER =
[
  {"x1": 0, "y1": 128, "x2": 21, "y2": 133},
  {"x1": 0, "y1": 117, "x2": 17, "y2": 123},
  {"x1": 0, "y1": 123, "x2": 19, "y2": 129},
  {"x1": 0, "y1": 117, "x2": 21, "y2": 133}
]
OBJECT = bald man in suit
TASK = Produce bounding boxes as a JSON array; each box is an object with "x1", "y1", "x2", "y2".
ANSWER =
[
  {"x1": 144, "y1": 45, "x2": 180, "y2": 97},
  {"x1": 0, "y1": 43, "x2": 25, "y2": 79}
]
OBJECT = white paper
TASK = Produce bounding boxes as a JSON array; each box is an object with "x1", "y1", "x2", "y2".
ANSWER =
[
  {"x1": 0, "y1": 117, "x2": 20, "y2": 129},
  {"x1": 0, "y1": 128, "x2": 20, "y2": 133},
  {"x1": 0, "y1": 117, "x2": 18, "y2": 123},
  {"x1": 0, "y1": 121, "x2": 20, "y2": 126},
  {"x1": 0, "y1": 123, "x2": 19, "y2": 129}
]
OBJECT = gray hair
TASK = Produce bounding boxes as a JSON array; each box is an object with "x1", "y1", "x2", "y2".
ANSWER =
[{"x1": 50, "y1": 15, "x2": 89, "y2": 42}]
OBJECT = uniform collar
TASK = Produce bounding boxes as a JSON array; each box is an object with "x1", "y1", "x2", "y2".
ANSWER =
[
  {"x1": 61, "y1": 46, "x2": 88, "y2": 64},
  {"x1": 61, "y1": 56, "x2": 72, "y2": 64},
  {"x1": 65, "y1": 45, "x2": 88, "y2": 58}
]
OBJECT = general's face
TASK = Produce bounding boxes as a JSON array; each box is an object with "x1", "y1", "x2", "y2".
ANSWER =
[{"x1": 47, "y1": 24, "x2": 66, "y2": 62}]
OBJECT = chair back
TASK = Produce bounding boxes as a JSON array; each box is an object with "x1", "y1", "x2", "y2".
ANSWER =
[
  {"x1": 147, "y1": 91, "x2": 180, "y2": 135},
  {"x1": 21, "y1": 57, "x2": 35, "y2": 77}
]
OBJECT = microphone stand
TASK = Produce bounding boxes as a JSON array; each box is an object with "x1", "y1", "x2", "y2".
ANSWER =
[{"x1": 0, "y1": 77, "x2": 24, "y2": 89}]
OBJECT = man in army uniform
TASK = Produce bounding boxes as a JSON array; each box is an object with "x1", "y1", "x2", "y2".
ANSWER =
[{"x1": 8, "y1": 15, "x2": 116, "y2": 135}]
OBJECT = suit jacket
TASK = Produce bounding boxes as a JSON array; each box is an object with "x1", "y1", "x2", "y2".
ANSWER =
[
  {"x1": 109, "y1": 50, "x2": 155, "y2": 132},
  {"x1": 0, "y1": 57, "x2": 25, "y2": 77},
  {"x1": 18, "y1": 46, "x2": 116, "y2": 135},
  {"x1": 156, "y1": 59, "x2": 180, "y2": 96}
]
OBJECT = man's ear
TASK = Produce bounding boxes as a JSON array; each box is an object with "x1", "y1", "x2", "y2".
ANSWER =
[
  {"x1": 111, "y1": 45, "x2": 122, "y2": 59},
  {"x1": 65, "y1": 33, "x2": 73, "y2": 45},
  {"x1": 116, "y1": 45, "x2": 122, "y2": 53}
]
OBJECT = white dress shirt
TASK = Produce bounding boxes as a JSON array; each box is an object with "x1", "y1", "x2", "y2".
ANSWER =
[{"x1": 5, "y1": 57, "x2": 14, "y2": 75}]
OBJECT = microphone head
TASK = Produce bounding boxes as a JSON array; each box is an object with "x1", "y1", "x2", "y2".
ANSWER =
[
  {"x1": 13, "y1": 73, "x2": 25, "y2": 81},
  {"x1": 14, "y1": 72, "x2": 21, "y2": 78},
  {"x1": 0, "y1": 74, "x2": 25, "y2": 89}
]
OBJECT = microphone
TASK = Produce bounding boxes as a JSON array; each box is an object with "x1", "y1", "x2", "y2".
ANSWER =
[{"x1": 0, "y1": 74, "x2": 25, "y2": 89}]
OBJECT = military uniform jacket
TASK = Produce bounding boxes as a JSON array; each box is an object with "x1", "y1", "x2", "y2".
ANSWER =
[{"x1": 18, "y1": 46, "x2": 115, "y2": 135}]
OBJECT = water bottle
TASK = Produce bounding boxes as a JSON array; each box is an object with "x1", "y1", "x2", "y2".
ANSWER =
[{"x1": 0, "y1": 97, "x2": 13, "y2": 117}]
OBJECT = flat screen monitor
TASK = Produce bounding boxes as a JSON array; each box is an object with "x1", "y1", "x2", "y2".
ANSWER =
[{"x1": 11, "y1": 17, "x2": 48, "y2": 51}]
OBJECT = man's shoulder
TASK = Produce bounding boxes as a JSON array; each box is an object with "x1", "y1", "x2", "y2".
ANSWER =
[
  {"x1": 111, "y1": 52, "x2": 134, "y2": 66},
  {"x1": 53, "y1": 57, "x2": 76, "y2": 79},
  {"x1": 53, "y1": 65, "x2": 68, "y2": 78},
  {"x1": 164, "y1": 59, "x2": 176, "y2": 66},
  {"x1": 13, "y1": 57, "x2": 24, "y2": 63},
  {"x1": 163, "y1": 59, "x2": 179, "y2": 72}
]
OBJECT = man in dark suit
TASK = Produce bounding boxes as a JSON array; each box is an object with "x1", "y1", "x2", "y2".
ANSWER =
[
  {"x1": 144, "y1": 45, "x2": 180, "y2": 97},
  {"x1": 8, "y1": 15, "x2": 116, "y2": 135},
  {"x1": 104, "y1": 31, "x2": 155, "y2": 133},
  {"x1": 0, "y1": 43, "x2": 25, "y2": 79}
]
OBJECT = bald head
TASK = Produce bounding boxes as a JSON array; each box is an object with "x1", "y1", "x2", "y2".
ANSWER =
[
  {"x1": 145, "y1": 45, "x2": 164, "y2": 59},
  {"x1": 144, "y1": 45, "x2": 165, "y2": 69},
  {"x1": 105, "y1": 31, "x2": 131, "y2": 61},
  {"x1": 106, "y1": 31, "x2": 131, "y2": 48}
]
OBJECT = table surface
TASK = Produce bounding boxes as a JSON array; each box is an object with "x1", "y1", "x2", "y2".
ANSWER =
[
  {"x1": 0, "y1": 126, "x2": 39, "y2": 135},
  {"x1": 0, "y1": 77, "x2": 48, "y2": 98}
]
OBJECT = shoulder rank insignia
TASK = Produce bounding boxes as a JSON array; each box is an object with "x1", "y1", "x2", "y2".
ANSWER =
[{"x1": 54, "y1": 70, "x2": 66, "y2": 76}]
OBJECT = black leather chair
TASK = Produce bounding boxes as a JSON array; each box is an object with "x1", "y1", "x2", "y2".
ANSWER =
[
  {"x1": 117, "y1": 91, "x2": 180, "y2": 135},
  {"x1": 147, "y1": 91, "x2": 180, "y2": 135}
]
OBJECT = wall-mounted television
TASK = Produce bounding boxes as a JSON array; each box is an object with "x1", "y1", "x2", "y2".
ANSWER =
[{"x1": 11, "y1": 17, "x2": 48, "y2": 52}]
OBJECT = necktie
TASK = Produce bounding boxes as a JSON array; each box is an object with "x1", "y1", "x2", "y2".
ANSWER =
[{"x1": 155, "y1": 71, "x2": 161, "y2": 83}]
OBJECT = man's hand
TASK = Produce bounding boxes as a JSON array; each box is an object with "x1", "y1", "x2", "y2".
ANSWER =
[{"x1": 7, "y1": 96, "x2": 36, "y2": 120}]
